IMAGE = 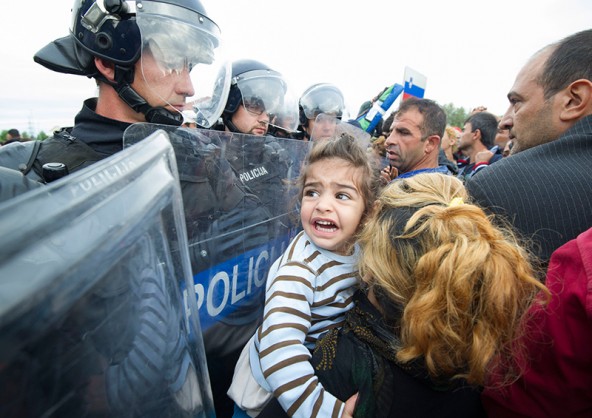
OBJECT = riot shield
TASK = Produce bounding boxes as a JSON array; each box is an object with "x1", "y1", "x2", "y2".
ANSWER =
[
  {"x1": 0, "y1": 131, "x2": 214, "y2": 417},
  {"x1": 311, "y1": 113, "x2": 372, "y2": 146},
  {"x1": 124, "y1": 124, "x2": 310, "y2": 416}
]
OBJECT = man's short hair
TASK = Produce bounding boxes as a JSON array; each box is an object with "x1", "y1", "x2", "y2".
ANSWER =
[
  {"x1": 464, "y1": 112, "x2": 498, "y2": 148},
  {"x1": 540, "y1": 28, "x2": 592, "y2": 99},
  {"x1": 7, "y1": 129, "x2": 20, "y2": 138},
  {"x1": 395, "y1": 98, "x2": 446, "y2": 140}
]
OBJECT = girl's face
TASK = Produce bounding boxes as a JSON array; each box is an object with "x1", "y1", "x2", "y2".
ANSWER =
[{"x1": 300, "y1": 157, "x2": 366, "y2": 255}]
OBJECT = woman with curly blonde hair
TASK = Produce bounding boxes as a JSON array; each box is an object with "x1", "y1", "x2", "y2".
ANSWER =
[
  {"x1": 442, "y1": 125, "x2": 460, "y2": 163},
  {"x1": 308, "y1": 173, "x2": 548, "y2": 418}
]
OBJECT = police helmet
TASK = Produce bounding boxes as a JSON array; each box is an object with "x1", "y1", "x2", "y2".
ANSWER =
[
  {"x1": 36, "y1": 0, "x2": 217, "y2": 75},
  {"x1": 298, "y1": 83, "x2": 345, "y2": 126},
  {"x1": 34, "y1": 0, "x2": 229, "y2": 127},
  {"x1": 222, "y1": 59, "x2": 299, "y2": 133},
  {"x1": 224, "y1": 60, "x2": 284, "y2": 115}
]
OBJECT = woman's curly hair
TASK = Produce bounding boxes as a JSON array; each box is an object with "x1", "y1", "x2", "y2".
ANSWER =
[{"x1": 358, "y1": 173, "x2": 548, "y2": 386}]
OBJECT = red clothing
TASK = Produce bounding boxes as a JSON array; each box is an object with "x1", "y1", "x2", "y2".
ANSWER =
[{"x1": 482, "y1": 227, "x2": 592, "y2": 417}]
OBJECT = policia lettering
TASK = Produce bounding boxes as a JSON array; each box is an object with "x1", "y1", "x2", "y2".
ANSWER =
[
  {"x1": 239, "y1": 165, "x2": 269, "y2": 183},
  {"x1": 187, "y1": 246, "x2": 272, "y2": 321}
]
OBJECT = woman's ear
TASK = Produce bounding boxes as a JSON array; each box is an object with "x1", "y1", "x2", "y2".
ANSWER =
[{"x1": 94, "y1": 57, "x2": 116, "y2": 83}]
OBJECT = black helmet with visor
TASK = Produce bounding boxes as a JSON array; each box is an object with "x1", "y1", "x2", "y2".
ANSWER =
[
  {"x1": 298, "y1": 83, "x2": 346, "y2": 127},
  {"x1": 34, "y1": 0, "x2": 230, "y2": 127},
  {"x1": 222, "y1": 59, "x2": 299, "y2": 134}
]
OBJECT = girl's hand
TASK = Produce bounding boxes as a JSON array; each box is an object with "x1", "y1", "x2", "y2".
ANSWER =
[{"x1": 341, "y1": 393, "x2": 358, "y2": 418}]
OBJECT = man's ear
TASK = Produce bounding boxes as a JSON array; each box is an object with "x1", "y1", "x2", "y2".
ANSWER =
[
  {"x1": 424, "y1": 134, "x2": 440, "y2": 153},
  {"x1": 559, "y1": 79, "x2": 592, "y2": 121},
  {"x1": 94, "y1": 57, "x2": 116, "y2": 83}
]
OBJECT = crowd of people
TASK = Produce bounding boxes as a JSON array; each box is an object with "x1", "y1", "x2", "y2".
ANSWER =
[{"x1": 0, "y1": 0, "x2": 590, "y2": 417}]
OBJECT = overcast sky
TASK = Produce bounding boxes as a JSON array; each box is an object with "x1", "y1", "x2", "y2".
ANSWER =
[{"x1": 1, "y1": 0, "x2": 591, "y2": 134}]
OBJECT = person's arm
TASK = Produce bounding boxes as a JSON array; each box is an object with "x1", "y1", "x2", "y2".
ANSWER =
[{"x1": 257, "y1": 262, "x2": 344, "y2": 417}]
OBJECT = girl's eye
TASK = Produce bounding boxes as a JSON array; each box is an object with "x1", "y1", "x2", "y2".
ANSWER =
[
  {"x1": 336, "y1": 193, "x2": 350, "y2": 200},
  {"x1": 304, "y1": 190, "x2": 318, "y2": 197}
]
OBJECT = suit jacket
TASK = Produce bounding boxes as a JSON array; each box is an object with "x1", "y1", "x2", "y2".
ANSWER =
[{"x1": 466, "y1": 114, "x2": 592, "y2": 263}]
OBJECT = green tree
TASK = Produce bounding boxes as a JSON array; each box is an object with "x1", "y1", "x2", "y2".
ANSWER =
[
  {"x1": 441, "y1": 103, "x2": 469, "y2": 128},
  {"x1": 37, "y1": 131, "x2": 50, "y2": 141}
]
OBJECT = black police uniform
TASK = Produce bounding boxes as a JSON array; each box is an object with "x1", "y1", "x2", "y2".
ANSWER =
[
  {"x1": 0, "y1": 98, "x2": 273, "y2": 417},
  {"x1": 224, "y1": 134, "x2": 292, "y2": 219}
]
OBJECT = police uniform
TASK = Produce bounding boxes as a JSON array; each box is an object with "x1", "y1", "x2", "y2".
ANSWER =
[{"x1": 225, "y1": 134, "x2": 291, "y2": 218}]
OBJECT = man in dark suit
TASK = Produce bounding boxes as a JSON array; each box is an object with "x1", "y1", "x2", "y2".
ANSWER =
[{"x1": 466, "y1": 28, "x2": 592, "y2": 265}]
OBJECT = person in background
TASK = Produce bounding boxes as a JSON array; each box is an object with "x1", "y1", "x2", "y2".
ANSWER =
[
  {"x1": 502, "y1": 139, "x2": 513, "y2": 157},
  {"x1": 3, "y1": 129, "x2": 23, "y2": 145},
  {"x1": 494, "y1": 126, "x2": 511, "y2": 150},
  {"x1": 218, "y1": 59, "x2": 297, "y2": 137},
  {"x1": 441, "y1": 125, "x2": 460, "y2": 164},
  {"x1": 381, "y1": 98, "x2": 450, "y2": 183},
  {"x1": 438, "y1": 125, "x2": 460, "y2": 175},
  {"x1": 456, "y1": 111, "x2": 503, "y2": 181},
  {"x1": 466, "y1": 28, "x2": 592, "y2": 265},
  {"x1": 298, "y1": 83, "x2": 346, "y2": 141},
  {"x1": 215, "y1": 59, "x2": 297, "y2": 218}
]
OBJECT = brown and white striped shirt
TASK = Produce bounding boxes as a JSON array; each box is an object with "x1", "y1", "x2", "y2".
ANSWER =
[{"x1": 252, "y1": 231, "x2": 359, "y2": 417}]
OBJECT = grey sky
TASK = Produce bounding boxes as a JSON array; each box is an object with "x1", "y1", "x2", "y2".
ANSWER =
[{"x1": 1, "y1": 0, "x2": 591, "y2": 134}]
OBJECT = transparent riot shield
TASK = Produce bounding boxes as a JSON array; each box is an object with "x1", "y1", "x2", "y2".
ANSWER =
[
  {"x1": 0, "y1": 132, "x2": 214, "y2": 417},
  {"x1": 124, "y1": 124, "x2": 311, "y2": 415},
  {"x1": 311, "y1": 113, "x2": 372, "y2": 145}
]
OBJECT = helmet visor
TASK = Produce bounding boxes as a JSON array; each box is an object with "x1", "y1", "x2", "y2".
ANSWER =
[
  {"x1": 235, "y1": 70, "x2": 299, "y2": 133},
  {"x1": 311, "y1": 114, "x2": 371, "y2": 145},
  {"x1": 300, "y1": 84, "x2": 345, "y2": 120},
  {"x1": 136, "y1": 2, "x2": 230, "y2": 128},
  {"x1": 269, "y1": 94, "x2": 300, "y2": 135}
]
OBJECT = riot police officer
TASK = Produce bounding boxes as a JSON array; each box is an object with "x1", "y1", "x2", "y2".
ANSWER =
[
  {"x1": 0, "y1": 0, "x2": 230, "y2": 416},
  {"x1": 298, "y1": 82, "x2": 347, "y2": 141},
  {"x1": 0, "y1": 0, "x2": 230, "y2": 181},
  {"x1": 217, "y1": 59, "x2": 299, "y2": 218}
]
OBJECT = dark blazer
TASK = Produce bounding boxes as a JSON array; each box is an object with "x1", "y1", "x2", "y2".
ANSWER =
[{"x1": 466, "y1": 114, "x2": 592, "y2": 264}]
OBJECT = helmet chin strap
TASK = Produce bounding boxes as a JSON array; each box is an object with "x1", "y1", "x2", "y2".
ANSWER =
[
  {"x1": 113, "y1": 65, "x2": 183, "y2": 126},
  {"x1": 222, "y1": 114, "x2": 243, "y2": 133},
  {"x1": 223, "y1": 112, "x2": 270, "y2": 135}
]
